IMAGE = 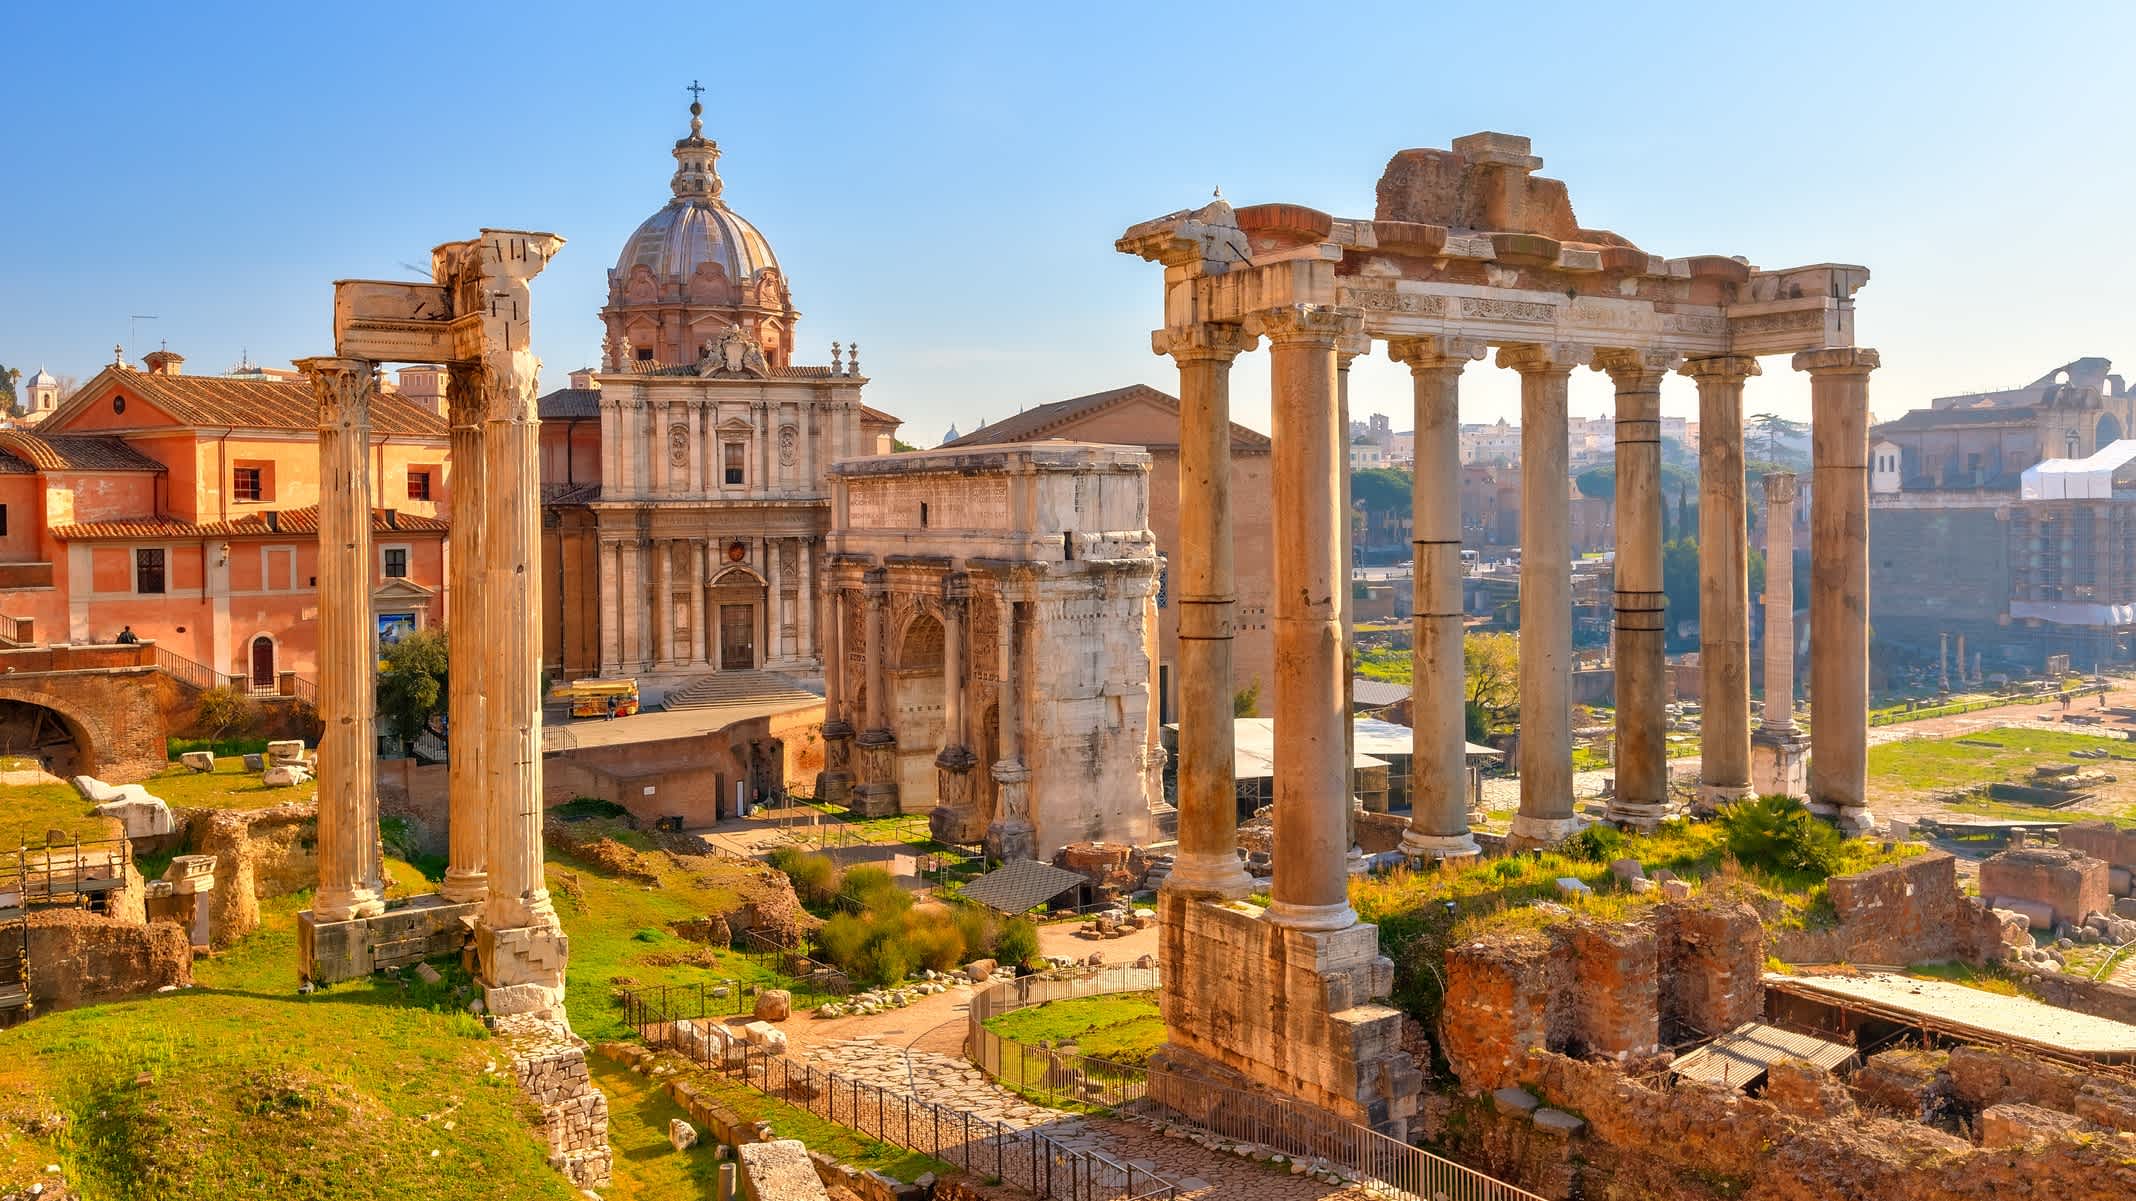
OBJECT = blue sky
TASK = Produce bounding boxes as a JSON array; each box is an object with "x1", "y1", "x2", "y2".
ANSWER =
[{"x1": 3, "y1": 1, "x2": 2132, "y2": 442}]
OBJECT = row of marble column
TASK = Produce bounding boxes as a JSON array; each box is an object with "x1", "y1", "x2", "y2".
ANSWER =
[
  {"x1": 596, "y1": 395, "x2": 866, "y2": 500},
  {"x1": 818, "y1": 573, "x2": 1032, "y2": 854},
  {"x1": 595, "y1": 535, "x2": 814, "y2": 675},
  {"x1": 303, "y1": 355, "x2": 557, "y2": 938},
  {"x1": 1157, "y1": 310, "x2": 1881, "y2": 918}
]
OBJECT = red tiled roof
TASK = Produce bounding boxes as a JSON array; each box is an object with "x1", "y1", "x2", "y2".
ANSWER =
[
  {"x1": 51, "y1": 506, "x2": 448, "y2": 541},
  {"x1": 50, "y1": 368, "x2": 448, "y2": 437},
  {"x1": 858, "y1": 403, "x2": 901, "y2": 425},
  {"x1": 948, "y1": 384, "x2": 1269, "y2": 451},
  {"x1": 0, "y1": 432, "x2": 165, "y2": 474}
]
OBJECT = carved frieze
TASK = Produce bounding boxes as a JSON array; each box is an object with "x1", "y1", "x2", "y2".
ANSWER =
[
  {"x1": 1347, "y1": 288, "x2": 1447, "y2": 316},
  {"x1": 667, "y1": 424, "x2": 689, "y2": 467},
  {"x1": 1459, "y1": 296, "x2": 1555, "y2": 323}
]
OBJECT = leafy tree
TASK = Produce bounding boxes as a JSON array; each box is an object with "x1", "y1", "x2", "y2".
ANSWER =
[
  {"x1": 377, "y1": 626, "x2": 449, "y2": 741},
  {"x1": 1463, "y1": 632, "x2": 1519, "y2": 732},
  {"x1": 1233, "y1": 680, "x2": 1261, "y2": 718},
  {"x1": 1747, "y1": 412, "x2": 1810, "y2": 468},
  {"x1": 193, "y1": 684, "x2": 259, "y2": 743},
  {"x1": 993, "y1": 917, "x2": 1041, "y2": 971},
  {"x1": 1350, "y1": 468, "x2": 1413, "y2": 515},
  {"x1": 0, "y1": 363, "x2": 15, "y2": 413},
  {"x1": 891, "y1": 438, "x2": 921, "y2": 452},
  {"x1": 1662, "y1": 537, "x2": 1701, "y2": 650},
  {"x1": 1676, "y1": 485, "x2": 1694, "y2": 539}
]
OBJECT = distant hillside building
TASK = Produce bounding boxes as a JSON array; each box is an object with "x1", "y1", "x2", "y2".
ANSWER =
[{"x1": 1870, "y1": 358, "x2": 2136, "y2": 671}]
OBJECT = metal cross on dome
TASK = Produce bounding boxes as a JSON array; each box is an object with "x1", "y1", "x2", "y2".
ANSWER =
[{"x1": 686, "y1": 80, "x2": 705, "y2": 103}]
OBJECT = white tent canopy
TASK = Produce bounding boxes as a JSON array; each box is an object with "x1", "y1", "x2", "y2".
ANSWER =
[{"x1": 2020, "y1": 439, "x2": 2136, "y2": 500}]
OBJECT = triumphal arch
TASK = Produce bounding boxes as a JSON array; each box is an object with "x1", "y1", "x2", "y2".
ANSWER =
[{"x1": 1119, "y1": 132, "x2": 1874, "y2": 1136}]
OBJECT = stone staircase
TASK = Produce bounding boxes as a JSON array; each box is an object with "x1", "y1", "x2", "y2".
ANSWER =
[{"x1": 660, "y1": 670, "x2": 822, "y2": 713}]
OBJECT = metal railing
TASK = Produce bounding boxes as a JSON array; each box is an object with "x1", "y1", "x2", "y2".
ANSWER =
[
  {"x1": 1134, "y1": 1067, "x2": 1548, "y2": 1201},
  {"x1": 965, "y1": 966, "x2": 1160, "y2": 1110},
  {"x1": 151, "y1": 645, "x2": 316, "y2": 702},
  {"x1": 621, "y1": 984, "x2": 1172, "y2": 1201},
  {"x1": 730, "y1": 929, "x2": 853, "y2": 1003},
  {"x1": 1, "y1": 834, "x2": 132, "y2": 913}
]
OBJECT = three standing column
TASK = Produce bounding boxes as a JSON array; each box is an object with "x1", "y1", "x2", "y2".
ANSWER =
[
  {"x1": 1685, "y1": 356, "x2": 1760, "y2": 809},
  {"x1": 1389, "y1": 337, "x2": 1484, "y2": 859},
  {"x1": 1599, "y1": 351, "x2": 1677, "y2": 828},
  {"x1": 1501, "y1": 343, "x2": 1587, "y2": 844},
  {"x1": 300, "y1": 356, "x2": 387, "y2": 923},
  {"x1": 1254, "y1": 305, "x2": 1360, "y2": 931},
  {"x1": 441, "y1": 360, "x2": 489, "y2": 904},
  {"x1": 1152, "y1": 323, "x2": 1255, "y2": 898},
  {"x1": 1799, "y1": 348, "x2": 1881, "y2": 833}
]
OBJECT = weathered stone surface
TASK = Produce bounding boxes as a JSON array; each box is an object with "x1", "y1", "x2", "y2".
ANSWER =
[
  {"x1": 1492, "y1": 1086, "x2": 1541, "y2": 1115},
  {"x1": 1657, "y1": 898, "x2": 1764, "y2": 1040},
  {"x1": 1777, "y1": 851, "x2": 2002, "y2": 964},
  {"x1": 24, "y1": 908, "x2": 192, "y2": 1009},
  {"x1": 499, "y1": 1017, "x2": 611, "y2": 1188},
  {"x1": 1764, "y1": 1059, "x2": 1856, "y2": 1120},
  {"x1": 2059, "y1": 821, "x2": 2136, "y2": 872},
  {"x1": 262, "y1": 764, "x2": 312, "y2": 788},
  {"x1": 753, "y1": 989, "x2": 791, "y2": 1022},
  {"x1": 91, "y1": 789, "x2": 174, "y2": 839},
  {"x1": 736, "y1": 1138, "x2": 830, "y2": 1201},
  {"x1": 1980, "y1": 846, "x2": 2112, "y2": 929},
  {"x1": 1851, "y1": 1048, "x2": 1952, "y2": 1119},
  {"x1": 265, "y1": 739, "x2": 307, "y2": 765},
  {"x1": 1980, "y1": 1101, "x2": 2086, "y2": 1148},
  {"x1": 187, "y1": 803, "x2": 318, "y2": 947},
  {"x1": 178, "y1": 751, "x2": 215, "y2": 773},
  {"x1": 1531, "y1": 1107, "x2": 1585, "y2": 1137},
  {"x1": 668, "y1": 1118, "x2": 698, "y2": 1151}
]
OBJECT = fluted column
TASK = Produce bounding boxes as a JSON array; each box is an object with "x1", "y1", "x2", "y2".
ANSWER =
[
  {"x1": 985, "y1": 585, "x2": 1034, "y2": 860},
  {"x1": 690, "y1": 541, "x2": 709, "y2": 664},
  {"x1": 1685, "y1": 355, "x2": 1759, "y2": 809},
  {"x1": 1389, "y1": 337, "x2": 1485, "y2": 859},
  {"x1": 1799, "y1": 347, "x2": 1880, "y2": 832},
  {"x1": 471, "y1": 230, "x2": 567, "y2": 1021},
  {"x1": 1599, "y1": 350, "x2": 1677, "y2": 828},
  {"x1": 441, "y1": 360, "x2": 489, "y2": 904},
  {"x1": 300, "y1": 356, "x2": 386, "y2": 923},
  {"x1": 854, "y1": 571, "x2": 899, "y2": 816},
  {"x1": 768, "y1": 537, "x2": 786, "y2": 662},
  {"x1": 1151, "y1": 323, "x2": 1254, "y2": 898},
  {"x1": 1501, "y1": 343, "x2": 1588, "y2": 844},
  {"x1": 930, "y1": 584, "x2": 982, "y2": 843},
  {"x1": 1752, "y1": 471, "x2": 1808, "y2": 798},
  {"x1": 1252, "y1": 304, "x2": 1360, "y2": 931},
  {"x1": 1336, "y1": 336, "x2": 1369, "y2": 875},
  {"x1": 597, "y1": 538, "x2": 621, "y2": 675},
  {"x1": 653, "y1": 539, "x2": 674, "y2": 666},
  {"x1": 798, "y1": 539, "x2": 815, "y2": 663}
]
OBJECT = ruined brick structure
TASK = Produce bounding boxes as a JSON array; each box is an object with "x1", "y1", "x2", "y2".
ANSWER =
[
  {"x1": 1978, "y1": 846, "x2": 2111, "y2": 929},
  {"x1": 1774, "y1": 851, "x2": 2004, "y2": 964}
]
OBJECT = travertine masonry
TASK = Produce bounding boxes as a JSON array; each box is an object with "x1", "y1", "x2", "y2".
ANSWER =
[{"x1": 501, "y1": 1017, "x2": 612, "y2": 1189}]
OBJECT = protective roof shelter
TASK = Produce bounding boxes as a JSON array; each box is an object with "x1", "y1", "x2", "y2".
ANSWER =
[
  {"x1": 1670, "y1": 1021, "x2": 1858, "y2": 1091},
  {"x1": 2020, "y1": 439, "x2": 2136, "y2": 499},
  {"x1": 960, "y1": 859, "x2": 1092, "y2": 916}
]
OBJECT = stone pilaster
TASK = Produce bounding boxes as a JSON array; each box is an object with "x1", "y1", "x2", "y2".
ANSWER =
[
  {"x1": 1753, "y1": 471, "x2": 1807, "y2": 799},
  {"x1": 1500, "y1": 342, "x2": 1590, "y2": 845},
  {"x1": 984, "y1": 588, "x2": 1034, "y2": 861},
  {"x1": 442, "y1": 359, "x2": 489, "y2": 905},
  {"x1": 689, "y1": 540, "x2": 708, "y2": 664},
  {"x1": 817, "y1": 584, "x2": 855, "y2": 807},
  {"x1": 652, "y1": 539, "x2": 673, "y2": 666},
  {"x1": 853, "y1": 574, "x2": 899, "y2": 817},
  {"x1": 1151, "y1": 322, "x2": 1255, "y2": 898},
  {"x1": 300, "y1": 356, "x2": 386, "y2": 923},
  {"x1": 1388, "y1": 336, "x2": 1485, "y2": 860},
  {"x1": 471, "y1": 232, "x2": 570, "y2": 1023},
  {"x1": 1250, "y1": 304, "x2": 1360, "y2": 930},
  {"x1": 596, "y1": 538, "x2": 620, "y2": 676},
  {"x1": 930, "y1": 584, "x2": 983, "y2": 843},
  {"x1": 1684, "y1": 355, "x2": 1759, "y2": 810},
  {"x1": 1799, "y1": 347, "x2": 1880, "y2": 833},
  {"x1": 1599, "y1": 350, "x2": 1678, "y2": 828}
]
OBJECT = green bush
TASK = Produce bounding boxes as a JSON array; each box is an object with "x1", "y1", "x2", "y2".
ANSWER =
[
  {"x1": 905, "y1": 922, "x2": 965, "y2": 973},
  {"x1": 993, "y1": 917, "x2": 1040, "y2": 970},
  {"x1": 552, "y1": 796, "x2": 631, "y2": 822},
  {"x1": 166, "y1": 736, "x2": 272, "y2": 758},
  {"x1": 1566, "y1": 823, "x2": 1627, "y2": 864},
  {"x1": 1720, "y1": 795, "x2": 1843, "y2": 879},
  {"x1": 769, "y1": 848, "x2": 843, "y2": 907},
  {"x1": 950, "y1": 903, "x2": 993, "y2": 956}
]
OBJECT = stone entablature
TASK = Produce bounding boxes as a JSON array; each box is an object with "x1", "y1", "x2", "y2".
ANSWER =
[{"x1": 822, "y1": 443, "x2": 1162, "y2": 860}]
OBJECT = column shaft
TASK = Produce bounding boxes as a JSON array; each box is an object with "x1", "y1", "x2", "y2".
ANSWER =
[
  {"x1": 985, "y1": 588, "x2": 1034, "y2": 859},
  {"x1": 1390, "y1": 339, "x2": 1482, "y2": 857},
  {"x1": 691, "y1": 541, "x2": 709, "y2": 664},
  {"x1": 942, "y1": 596, "x2": 966, "y2": 747},
  {"x1": 1604, "y1": 352, "x2": 1675, "y2": 826},
  {"x1": 1763, "y1": 476, "x2": 1799, "y2": 730},
  {"x1": 442, "y1": 361, "x2": 489, "y2": 903},
  {"x1": 798, "y1": 540, "x2": 815, "y2": 662},
  {"x1": 768, "y1": 537, "x2": 786, "y2": 661},
  {"x1": 301, "y1": 357, "x2": 385, "y2": 922},
  {"x1": 1259, "y1": 305, "x2": 1357, "y2": 930},
  {"x1": 597, "y1": 539, "x2": 620, "y2": 675},
  {"x1": 1155, "y1": 324, "x2": 1254, "y2": 898},
  {"x1": 1689, "y1": 356, "x2": 1758, "y2": 806},
  {"x1": 1800, "y1": 348, "x2": 1880, "y2": 831},
  {"x1": 653, "y1": 540, "x2": 674, "y2": 665},
  {"x1": 1502, "y1": 344, "x2": 1585, "y2": 842}
]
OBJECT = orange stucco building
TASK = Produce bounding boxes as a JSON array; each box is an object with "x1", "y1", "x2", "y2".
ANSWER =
[{"x1": 0, "y1": 350, "x2": 453, "y2": 687}]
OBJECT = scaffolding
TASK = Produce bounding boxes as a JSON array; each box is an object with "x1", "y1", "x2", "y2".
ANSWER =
[{"x1": 0, "y1": 832, "x2": 135, "y2": 1024}]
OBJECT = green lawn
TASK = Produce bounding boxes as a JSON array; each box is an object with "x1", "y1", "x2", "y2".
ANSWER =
[
  {"x1": 142, "y1": 759, "x2": 317, "y2": 812},
  {"x1": 1866, "y1": 728, "x2": 2135, "y2": 800},
  {"x1": 982, "y1": 992, "x2": 1165, "y2": 1065},
  {"x1": 0, "y1": 780, "x2": 119, "y2": 844}
]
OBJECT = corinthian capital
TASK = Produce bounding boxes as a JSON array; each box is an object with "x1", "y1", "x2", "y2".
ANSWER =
[
  {"x1": 1792, "y1": 347, "x2": 1880, "y2": 376},
  {"x1": 1151, "y1": 322, "x2": 1254, "y2": 364},
  {"x1": 1386, "y1": 336, "x2": 1488, "y2": 372},
  {"x1": 1762, "y1": 471, "x2": 1800, "y2": 505},
  {"x1": 1592, "y1": 348, "x2": 1682, "y2": 393},
  {"x1": 1495, "y1": 342, "x2": 1591, "y2": 375},
  {"x1": 1680, "y1": 354, "x2": 1763, "y2": 383},
  {"x1": 296, "y1": 357, "x2": 377, "y2": 430},
  {"x1": 1244, "y1": 304, "x2": 1363, "y2": 348}
]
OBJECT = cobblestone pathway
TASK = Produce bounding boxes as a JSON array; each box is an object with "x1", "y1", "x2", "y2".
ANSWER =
[{"x1": 803, "y1": 1039, "x2": 1374, "y2": 1201}]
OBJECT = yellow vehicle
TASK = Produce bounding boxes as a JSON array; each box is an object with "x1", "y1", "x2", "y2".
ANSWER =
[{"x1": 567, "y1": 678, "x2": 639, "y2": 719}]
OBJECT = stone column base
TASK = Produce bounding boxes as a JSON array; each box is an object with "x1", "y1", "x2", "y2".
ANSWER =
[
  {"x1": 1603, "y1": 800, "x2": 1672, "y2": 831},
  {"x1": 851, "y1": 729, "x2": 900, "y2": 817},
  {"x1": 1399, "y1": 830, "x2": 1481, "y2": 863},
  {"x1": 477, "y1": 920, "x2": 570, "y2": 1023},
  {"x1": 1155, "y1": 893, "x2": 1422, "y2": 1140},
  {"x1": 1161, "y1": 851, "x2": 1256, "y2": 900},
  {"x1": 1507, "y1": 813, "x2": 1584, "y2": 847},
  {"x1": 984, "y1": 761, "x2": 1034, "y2": 861},
  {"x1": 439, "y1": 869, "x2": 488, "y2": 906},
  {"x1": 1751, "y1": 730, "x2": 1808, "y2": 800},
  {"x1": 298, "y1": 894, "x2": 481, "y2": 986},
  {"x1": 1694, "y1": 782, "x2": 1753, "y2": 814},
  {"x1": 928, "y1": 746, "x2": 984, "y2": 844},
  {"x1": 1807, "y1": 799, "x2": 1877, "y2": 836}
]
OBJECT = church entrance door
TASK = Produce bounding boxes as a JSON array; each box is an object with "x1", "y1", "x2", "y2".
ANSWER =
[{"x1": 719, "y1": 604, "x2": 755, "y2": 670}]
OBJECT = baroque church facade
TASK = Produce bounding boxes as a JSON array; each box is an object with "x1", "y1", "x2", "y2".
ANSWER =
[{"x1": 539, "y1": 99, "x2": 899, "y2": 685}]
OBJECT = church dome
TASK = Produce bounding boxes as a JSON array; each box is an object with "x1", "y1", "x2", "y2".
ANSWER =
[
  {"x1": 615, "y1": 197, "x2": 779, "y2": 285},
  {"x1": 28, "y1": 367, "x2": 54, "y2": 388}
]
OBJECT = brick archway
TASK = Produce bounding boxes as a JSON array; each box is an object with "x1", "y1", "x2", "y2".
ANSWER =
[
  {"x1": 0, "y1": 686, "x2": 109, "y2": 780},
  {"x1": 0, "y1": 674, "x2": 164, "y2": 783}
]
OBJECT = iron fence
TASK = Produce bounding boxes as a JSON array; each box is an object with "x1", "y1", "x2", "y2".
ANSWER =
[
  {"x1": 1132, "y1": 1067, "x2": 1548, "y2": 1201},
  {"x1": 964, "y1": 965, "x2": 1160, "y2": 1111},
  {"x1": 621, "y1": 985, "x2": 1174, "y2": 1201},
  {"x1": 731, "y1": 929, "x2": 853, "y2": 1002}
]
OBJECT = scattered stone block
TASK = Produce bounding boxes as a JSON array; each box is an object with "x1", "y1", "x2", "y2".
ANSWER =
[
  {"x1": 70, "y1": 775, "x2": 122, "y2": 803},
  {"x1": 1492, "y1": 1086, "x2": 1541, "y2": 1116},
  {"x1": 92, "y1": 790, "x2": 174, "y2": 839},
  {"x1": 262, "y1": 764, "x2": 312, "y2": 787},
  {"x1": 1980, "y1": 847, "x2": 2111, "y2": 929},
  {"x1": 414, "y1": 962, "x2": 442, "y2": 985},
  {"x1": 266, "y1": 740, "x2": 307, "y2": 765},
  {"x1": 668, "y1": 1118, "x2": 698, "y2": 1151},
  {"x1": 1531, "y1": 1107, "x2": 1586, "y2": 1136},
  {"x1": 735, "y1": 1139, "x2": 829, "y2": 1201},
  {"x1": 1979, "y1": 1102, "x2": 2086, "y2": 1149},
  {"x1": 965, "y1": 958, "x2": 996, "y2": 982},
  {"x1": 1555, "y1": 877, "x2": 1592, "y2": 897},
  {"x1": 1609, "y1": 858, "x2": 1646, "y2": 884},
  {"x1": 179, "y1": 751, "x2": 216, "y2": 773},
  {"x1": 1660, "y1": 879, "x2": 1692, "y2": 901},
  {"x1": 2112, "y1": 867, "x2": 2132, "y2": 897},
  {"x1": 2116, "y1": 897, "x2": 2136, "y2": 920},
  {"x1": 753, "y1": 989, "x2": 791, "y2": 1022},
  {"x1": 1991, "y1": 896, "x2": 2056, "y2": 931},
  {"x1": 242, "y1": 753, "x2": 265, "y2": 771}
]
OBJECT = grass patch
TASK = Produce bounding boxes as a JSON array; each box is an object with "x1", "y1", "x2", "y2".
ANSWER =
[
  {"x1": 981, "y1": 992, "x2": 1165, "y2": 1065},
  {"x1": 1866, "y1": 728, "x2": 2134, "y2": 800},
  {"x1": 1571, "y1": 745, "x2": 1610, "y2": 773},
  {"x1": 1, "y1": 780, "x2": 119, "y2": 844},
  {"x1": 641, "y1": 1055, "x2": 949, "y2": 1182},
  {"x1": 141, "y1": 759, "x2": 317, "y2": 813},
  {"x1": 1906, "y1": 960, "x2": 2030, "y2": 997}
]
